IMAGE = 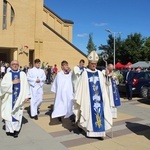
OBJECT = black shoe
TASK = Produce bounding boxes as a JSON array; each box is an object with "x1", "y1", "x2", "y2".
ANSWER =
[
  {"x1": 70, "y1": 118, "x2": 75, "y2": 126},
  {"x1": 58, "y1": 117, "x2": 62, "y2": 122},
  {"x1": 30, "y1": 116, "x2": 35, "y2": 119},
  {"x1": 31, "y1": 115, "x2": 38, "y2": 120},
  {"x1": 78, "y1": 126, "x2": 83, "y2": 133},
  {"x1": 37, "y1": 110, "x2": 40, "y2": 114},
  {"x1": 37, "y1": 108, "x2": 40, "y2": 114},
  {"x1": 70, "y1": 114, "x2": 75, "y2": 122},
  {"x1": 99, "y1": 137, "x2": 104, "y2": 140},
  {"x1": 6, "y1": 132, "x2": 12, "y2": 136},
  {"x1": 13, "y1": 131, "x2": 19, "y2": 138},
  {"x1": 34, "y1": 115, "x2": 38, "y2": 120}
]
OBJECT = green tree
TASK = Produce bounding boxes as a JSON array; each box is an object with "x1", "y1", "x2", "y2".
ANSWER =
[
  {"x1": 98, "y1": 34, "x2": 122, "y2": 64},
  {"x1": 122, "y1": 33, "x2": 145, "y2": 63},
  {"x1": 140, "y1": 37, "x2": 150, "y2": 61},
  {"x1": 86, "y1": 33, "x2": 97, "y2": 54},
  {"x1": 98, "y1": 32, "x2": 148, "y2": 65}
]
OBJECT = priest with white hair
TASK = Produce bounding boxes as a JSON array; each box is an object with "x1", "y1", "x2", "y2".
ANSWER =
[
  {"x1": 103, "y1": 64, "x2": 121, "y2": 119},
  {"x1": 0, "y1": 60, "x2": 30, "y2": 138},
  {"x1": 74, "y1": 51, "x2": 112, "y2": 139}
]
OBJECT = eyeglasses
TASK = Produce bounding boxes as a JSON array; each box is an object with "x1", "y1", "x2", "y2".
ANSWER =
[
  {"x1": 12, "y1": 63, "x2": 19, "y2": 65},
  {"x1": 90, "y1": 63, "x2": 97, "y2": 65}
]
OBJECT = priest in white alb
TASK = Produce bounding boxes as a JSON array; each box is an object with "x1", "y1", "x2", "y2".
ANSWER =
[
  {"x1": 102, "y1": 64, "x2": 121, "y2": 119},
  {"x1": 74, "y1": 51, "x2": 112, "y2": 139},
  {"x1": 27, "y1": 59, "x2": 46, "y2": 120},
  {"x1": 51, "y1": 60, "x2": 74, "y2": 121},
  {"x1": 0, "y1": 60, "x2": 30, "y2": 138},
  {"x1": 72, "y1": 59, "x2": 85, "y2": 93}
]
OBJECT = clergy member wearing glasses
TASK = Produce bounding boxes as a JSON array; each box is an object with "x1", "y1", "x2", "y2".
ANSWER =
[
  {"x1": 73, "y1": 51, "x2": 112, "y2": 139},
  {"x1": 0, "y1": 60, "x2": 30, "y2": 138}
]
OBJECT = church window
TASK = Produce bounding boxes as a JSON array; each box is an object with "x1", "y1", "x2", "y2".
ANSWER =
[
  {"x1": 3, "y1": 0, "x2": 7, "y2": 30},
  {"x1": 10, "y1": 7, "x2": 15, "y2": 24}
]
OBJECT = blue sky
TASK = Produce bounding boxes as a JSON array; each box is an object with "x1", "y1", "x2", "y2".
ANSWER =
[{"x1": 44, "y1": 0, "x2": 150, "y2": 55}]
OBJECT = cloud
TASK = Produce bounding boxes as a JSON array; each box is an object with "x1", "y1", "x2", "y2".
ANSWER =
[
  {"x1": 93, "y1": 23, "x2": 108, "y2": 27},
  {"x1": 77, "y1": 33, "x2": 88, "y2": 37}
]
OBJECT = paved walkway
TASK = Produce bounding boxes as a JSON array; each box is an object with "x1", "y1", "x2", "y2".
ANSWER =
[{"x1": 0, "y1": 84, "x2": 150, "y2": 150}]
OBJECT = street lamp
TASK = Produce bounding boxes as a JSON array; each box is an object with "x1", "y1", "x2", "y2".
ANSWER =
[{"x1": 105, "y1": 29, "x2": 121, "y2": 69}]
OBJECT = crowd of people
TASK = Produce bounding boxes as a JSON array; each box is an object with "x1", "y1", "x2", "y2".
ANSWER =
[
  {"x1": 0, "y1": 60, "x2": 59, "y2": 85},
  {"x1": 0, "y1": 61, "x2": 31, "y2": 79},
  {"x1": 0, "y1": 51, "x2": 121, "y2": 140}
]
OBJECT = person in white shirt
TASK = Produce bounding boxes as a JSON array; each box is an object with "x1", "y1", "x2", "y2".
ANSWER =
[
  {"x1": 51, "y1": 60, "x2": 74, "y2": 122},
  {"x1": 27, "y1": 59, "x2": 46, "y2": 120}
]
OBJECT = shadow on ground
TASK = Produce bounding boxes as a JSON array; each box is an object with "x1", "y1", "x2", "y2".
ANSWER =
[
  {"x1": 137, "y1": 99, "x2": 150, "y2": 105},
  {"x1": 126, "y1": 122, "x2": 150, "y2": 140},
  {"x1": 45, "y1": 104, "x2": 88, "y2": 137}
]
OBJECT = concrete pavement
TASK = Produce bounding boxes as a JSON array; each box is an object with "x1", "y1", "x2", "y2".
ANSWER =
[{"x1": 0, "y1": 84, "x2": 150, "y2": 150}]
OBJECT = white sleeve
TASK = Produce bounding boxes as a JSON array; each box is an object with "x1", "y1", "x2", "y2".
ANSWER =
[{"x1": 27, "y1": 69, "x2": 36, "y2": 87}]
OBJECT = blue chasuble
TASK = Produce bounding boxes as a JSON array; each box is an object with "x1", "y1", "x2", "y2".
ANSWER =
[
  {"x1": 111, "y1": 78, "x2": 121, "y2": 106},
  {"x1": 87, "y1": 71, "x2": 105, "y2": 132},
  {"x1": 11, "y1": 70, "x2": 21, "y2": 122}
]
